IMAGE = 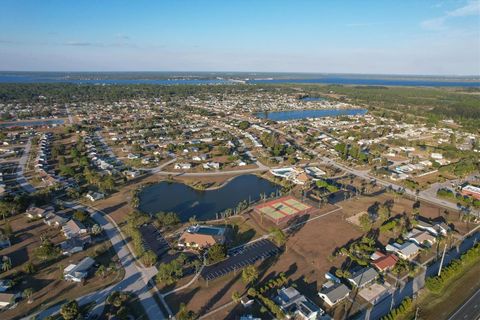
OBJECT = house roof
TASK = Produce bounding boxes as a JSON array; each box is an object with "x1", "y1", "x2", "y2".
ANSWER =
[
  {"x1": 349, "y1": 267, "x2": 378, "y2": 287},
  {"x1": 72, "y1": 257, "x2": 95, "y2": 273},
  {"x1": 277, "y1": 287, "x2": 301, "y2": 305},
  {"x1": 179, "y1": 233, "x2": 220, "y2": 248},
  {"x1": 320, "y1": 283, "x2": 350, "y2": 302},
  {"x1": 373, "y1": 254, "x2": 398, "y2": 271},
  {"x1": 63, "y1": 219, "x2": 86, "y2": 234}
]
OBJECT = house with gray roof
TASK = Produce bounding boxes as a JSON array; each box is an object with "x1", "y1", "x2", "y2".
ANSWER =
[
  {"x1": 347, "y1": 267, "x2": 378, "y2": 288},
  {"x1": 318, "y1": 283, "x2": 351, "y2": 307},
  {"x1": 275, "y1": 286, "x2": 324, "y2": 320}
]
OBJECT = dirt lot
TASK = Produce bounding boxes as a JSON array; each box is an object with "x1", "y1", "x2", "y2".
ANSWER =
[
  {"x1": 0, "y1": 213, "x2": 123, "y2": 320},
  {"x1": 164, "y1": 204, "x2": 359, "y2": 318},
  {"x1": 339, "y1": 192, "x2": 473, "y2": 236}
]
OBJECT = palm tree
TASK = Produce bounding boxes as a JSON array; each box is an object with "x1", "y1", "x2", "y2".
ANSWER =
[
  {"x1": 23, "y1": 288, "x2": 34, "y2": 304},
  {"x1": 242, "y1": 265, "x2": 259, "y2": 285},
  {"x1": 1, "y1": 257, "x2": 12, "y2": 272}
]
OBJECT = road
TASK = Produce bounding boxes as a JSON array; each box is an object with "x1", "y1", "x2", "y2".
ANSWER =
[
  {"x1": 319, "y1": 156, "x2": 466, "y2": 213},
  {"x1": 65, "y1": 105, "x2": 73, "y2": 124},
  {"x1": 28, "y1": 202, "x2": 165, "y2": 319},
  {"x1": 448, "y1": 287, "x2": 480, "y2": 320},
  {"x1": 15, "y1": 138, "x2": 36, "y2": 193},
  {"x1": 152, "y1": 161, "x2": 269, "y2": 177},
  {"x1": 15, "y1": 141, "x2": 166, "y2": 320}
]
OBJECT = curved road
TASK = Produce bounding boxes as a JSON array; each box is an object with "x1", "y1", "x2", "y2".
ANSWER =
[
  {"x1": 15, "y1": 140, "x2": 166, "y2": 320},
  {"x1": 25, "y1": 202, "x2": 165, "y2": 320}
]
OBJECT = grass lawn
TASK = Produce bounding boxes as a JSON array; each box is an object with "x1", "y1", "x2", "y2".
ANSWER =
[{"x1": 414, "y1": 259, "x2": 480, "y2": 320}]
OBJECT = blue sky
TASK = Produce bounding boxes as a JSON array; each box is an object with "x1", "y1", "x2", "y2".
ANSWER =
[{"x1": 1, "y1": 0, "x2": 479, "y2": 75}]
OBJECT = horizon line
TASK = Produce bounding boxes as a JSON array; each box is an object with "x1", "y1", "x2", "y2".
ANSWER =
[{"x1": 0, "y1": 70, "x2": 479, "y2": 78}]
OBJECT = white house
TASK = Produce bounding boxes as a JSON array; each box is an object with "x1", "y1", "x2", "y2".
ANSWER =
[
  {"x1": 64, "y1": 257, "x2": 95, "y2": 282},
  {"x1": 386, "y1": 242, "x2": 420, "y2": 260},
  {"x1": 174, "y1": 163, "x2": 192, "y2": 170},
  {"x1": 86, "y1": 191, "x2": 105, "y2": 202}
]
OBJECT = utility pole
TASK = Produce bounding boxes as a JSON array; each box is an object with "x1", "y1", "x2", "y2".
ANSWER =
[{"x1": 438, "y1": 243, "x2": 448, "y2": 277}]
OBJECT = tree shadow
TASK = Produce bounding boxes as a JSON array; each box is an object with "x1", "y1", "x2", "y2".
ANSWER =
[
  {"x1": 101, "y1": 201, "x2": 127, "y2": 215},
  {"x1": 285, "y1": 214, "x2": 310, "y2": 237}
]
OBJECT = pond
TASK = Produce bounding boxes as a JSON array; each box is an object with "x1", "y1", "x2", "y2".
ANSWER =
[
  {"x1": 0, "y1": 119, "x2": 65, "y2": 128},
  {"x1": 138, "y1": 174, "x2": 281, "y2": 221},
  {"x1": 255, "y1": 108, "x2": 367, "y2": 121},
  {"x1": 299, "y1": 97, "x2": 326, "y2": 101}
]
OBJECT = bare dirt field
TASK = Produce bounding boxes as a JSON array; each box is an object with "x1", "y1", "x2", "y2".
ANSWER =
[{"x1": 167, "y1": 204, "x2": 359, "y2": 319}]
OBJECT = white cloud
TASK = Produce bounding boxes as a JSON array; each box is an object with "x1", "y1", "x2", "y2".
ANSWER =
[
  {"x1": 421, "y1": 17, "x2": 447, "y2": 30},
  {"x1": 422, "y1": 0, "x2": 480, "y2": 30},
  {"x1": 448, "y1": 0, "x2": 480, "y2": 16}
]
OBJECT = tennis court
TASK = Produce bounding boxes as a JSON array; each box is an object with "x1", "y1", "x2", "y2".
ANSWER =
[{"x1": 254, "y1": 196, "x2": 313, "y2": 224}]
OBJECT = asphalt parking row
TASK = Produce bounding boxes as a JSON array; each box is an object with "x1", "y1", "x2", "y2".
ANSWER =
[
  {"x1": 140, "y1": 224, "x2": 171, "y2": 258},
  {"x1": 202, "y1": 239, "x2": 279, "y2": 281}
]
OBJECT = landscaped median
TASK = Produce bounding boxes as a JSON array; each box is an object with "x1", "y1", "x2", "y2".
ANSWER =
[{"x1": 425, "y1": 242, "x2": 480, "y2": 293}]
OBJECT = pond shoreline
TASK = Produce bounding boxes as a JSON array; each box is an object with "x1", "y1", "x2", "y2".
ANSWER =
[{"x1": 137, "y1": 174, "x2": 281, "y2": 221}]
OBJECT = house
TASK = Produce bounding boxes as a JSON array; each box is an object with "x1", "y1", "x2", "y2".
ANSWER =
[
  {"x1": 236, "y1": 160, "x2": 247, "y2": 166},
  {"x1": 386, "y1": 242, "x2": 420, "y2": 261},
  {"x1": 371, "y1": 252, "x2": 398, "y2": 272},
  {"x1": 318, "y1": 282, "x2": 351, "y2": 307},
  {"x1": 304, "y1": 166, "x2": 326, "y2": 179},
  {"x1": 239, "y1": 315, "x2": 261, "y2": 320},
  {"x1": 203, "y1": 162, "x2": 220, "y2": 170},
  {"x1": 178, "y1": 225, "x2": 227, "y2": 250},
  {"x1": 0, "y1": 280, "x2": 12, "y2": 293},
  {"x1": 192, "y1": 154, "x2": 208, "y2": 161},
  {"x1": 415, "y1": 219, "x2": 449, "y2": 236},
  {"x1": 0, "y1": 234, "x2": 11, "y2": 249},
  {"x1": 62, "y1": 219, "x2": 88, "y2": 239},
  {"x1": 25, "y1": 205, "x2": 53, "y2": 219},
  {"x1": 347, "y1": 267, "x2": 378, "y2": 288},
  {"x1": 43, "y1": 212, "x2": 68, "y2": 227},
  {"x1": 124, "y1": 170, "x2": 141, "y2": 179},
  {"x1": 407, "y1": 228, "x2": 437, "y2": 247},
  {"x1": 293, "y1": 172, "x2": 310, "y2": 185},
  {"x1": 60, "y1": 235, "x2": 92, "y2": 255},
  {"x1": 0, "y1": 292, "x2": 17, "y2": 309},
  {"x1": 430, "y1": 153, "x2": 443, "y2": 160},
  {"x1": 460, "y1": 185, "x2": 480, "y2": 200},
  {"x1": 174, "y1": 163, "x2": 192, "y2": 170},
  {"x1": 86, "y1": 191, "x2": 105, "y2": 202},
  {"x1": 274, "y1": 287, "x2": 324, "y2": 320},
  {"x1": 64, "y1": 257, "x2": 96, "y2": 282}
]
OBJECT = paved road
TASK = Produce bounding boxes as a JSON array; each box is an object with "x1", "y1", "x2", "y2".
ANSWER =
[
  {"x1": 65, "y1": 105, "x2": 73, "y2": 124},
  {"x1": 15, "y1": 142, "x2": 166, "y2": 320},
  {"x1": 15, "y1": 138, "x2": 36, "y2": 193},
  {"x1": 152, "y1": 161, "x2": 269, "y2": 177},
  {"x1": 25, "y1": 202, "x2": 165, "y2": 320},
  {"x1": 319, "y1": 156, "x2": 466, "y2": 213},
  {"x1": 449, "y1": 287, "x2": 480, "y2": 320}
]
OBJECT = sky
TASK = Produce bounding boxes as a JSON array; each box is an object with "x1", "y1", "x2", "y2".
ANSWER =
[{"x1": 1, "y1": 0, "x2": 479, "y2": 75}]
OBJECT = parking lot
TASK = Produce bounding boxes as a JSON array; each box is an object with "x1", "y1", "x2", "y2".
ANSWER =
[
  {"x1": 139, "y1": 224, "x2": 170, "y2": 259},
  {"x1": 201, "y1": 239, "x2": 279, "y2": 281}
]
